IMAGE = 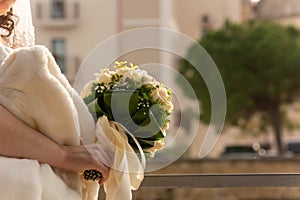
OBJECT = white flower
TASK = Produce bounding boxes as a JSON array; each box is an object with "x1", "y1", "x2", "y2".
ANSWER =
[
  {"x1": 125, "y1": 69, "x2": 143, "y2": 80},
  {"x1": 145, "y1": 139, "x2": 165, "y2": 157},
  {"x1": 151, "y1": 86, "x2": 173, "y2": 112},
  {"x1": 163, "y1": 101, "x2": 174, "y2": 113},
  {"x1": 123, "y1": 69, "x2": 154, "y2": 83},
  {"x1": 140, "y1": 71, "x2": 156, "y2": 83},
  {"x1": 81, "y1": 81, "x2": 94, "y2": 98},
  {"x1": 158, "y1": 87, "x2": 169, "y2": 102},
  {"x1": 95, "y1": 69, "x2": 112, "y2": 85},
  {"x1": 116, "y1": 66, "x2": 133, "y2": 76},
  {"x1": 161, "y1": 122, "x2": 170, "y2": 132},
  {"x1": 81, "y1": 61, "x2": 173, "y2": 157}
]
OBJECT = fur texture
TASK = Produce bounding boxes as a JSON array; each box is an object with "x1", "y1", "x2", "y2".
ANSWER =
[{"x1": 0, "y1": 45, "x2": 99, "y2": 200}]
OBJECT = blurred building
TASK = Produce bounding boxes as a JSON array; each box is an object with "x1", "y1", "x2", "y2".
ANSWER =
[
  {"x1": 174, "y1": 0, "x2": 254, "y2": 39},
  {"x1": 31, "y1": 0, "x2": 118, "y2": 82},
  {"x1": 256, "y1": 0, "x2": 300, "y2": 27},
  {"x1": 31, "y1": 0, "x2": 253, "y2": 80},
  {"x1": 30, "y1": 0, "x2": 254, "y2": 158}
]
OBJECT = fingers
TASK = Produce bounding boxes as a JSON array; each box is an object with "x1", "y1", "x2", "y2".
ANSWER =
[
  {"x1": 83, "y1": 143, "x2": 113, "y2": 185},
  {"x1": 86, "y1": 143, "x2": 114, "y2": 168},
  {"x1": 98, "y1": 166, "x2": 110, "y2": 185},
  {"x1": 94, "y1": 142, "x2": 115, "y2": 165}
]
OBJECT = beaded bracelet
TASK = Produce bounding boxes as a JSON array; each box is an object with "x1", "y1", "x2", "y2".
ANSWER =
[{"x1": 83, "y1": 169, "x2": 103, "y2": 181}]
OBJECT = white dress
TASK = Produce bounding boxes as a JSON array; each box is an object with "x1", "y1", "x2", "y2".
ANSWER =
[
  {"x1": 0, "y1": 43, "x2": 145, "y2": 200},
  {"x1": 0, "y1": 44, "x2": 99, "y2": 200}
]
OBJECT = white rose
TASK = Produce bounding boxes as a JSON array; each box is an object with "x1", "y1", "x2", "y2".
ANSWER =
[
  {"x1": 145, "y1": 139, "x2": 165, "y2": 157},
  {"x1": 96, "y1": 69, "x2": 112, "y2": 85},
  {"x1": 151, "y1": 87, "x2": 160, "y2": 102},
  {"x1": 151, "y1": 86, "x2": 173, "y2": 113},
  {"x1": 153, "y1": 86, "x2": 171, "y2": 103},
  {"x1": 161, "y1": 122, "x2": 170, "y2": 132},
  {"x1": 165, "y1": 102, "x2": 174, "y2": 112},
  {"x1": 159, "y1": 87, "x2": 173, "y2": 111},
  {"x1": 158, "y1": 87, "x2": 169, "y2": 102}
]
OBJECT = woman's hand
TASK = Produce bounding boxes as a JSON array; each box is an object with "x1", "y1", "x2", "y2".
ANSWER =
[
  {"x1": 59, "y1": 143, "x2": 114, "y2": 185},
  {"x1": 0, "y1": 105, "x2": 114, "y2": 184}
]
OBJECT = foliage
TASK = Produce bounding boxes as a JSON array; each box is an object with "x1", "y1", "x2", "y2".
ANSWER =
[
  {"x1": 81, "y1": 62, "x2": 173, "y2": 155},
  {"x1": 179, "y1": 20, "x2": 300, "y2": 152}
]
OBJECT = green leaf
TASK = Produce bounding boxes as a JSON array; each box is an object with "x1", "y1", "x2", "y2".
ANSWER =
[
  {"x1": 178, "y1": 20, "x2": 300, "y2": 153},
  {"x1": 101, "y1": 90, "x2": 139, "y2": 124},
  {"x1": 130, "y1": 107, "x2": 150, "y2": 125},
  {"x1": 97, "y1": 93, "x2": 113, "y2": 120},
  {"x1": 127, "y1": 136, "x2": 156, "y2": 150}
]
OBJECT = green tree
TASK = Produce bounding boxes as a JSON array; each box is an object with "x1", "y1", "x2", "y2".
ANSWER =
[{"x1": 179, "y1": 20, "x2": 300, "y2": 154}]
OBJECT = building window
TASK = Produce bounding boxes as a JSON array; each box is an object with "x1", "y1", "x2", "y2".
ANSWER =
[
  {"x1": 202, "y1": 15, "x2": 210, "y2": 24},
  {"x1": 201, "y1": 14, "x2": 212, "y2": 36},
  {"x1": 52, "y1": 39, "x2": 66, "y2": 73},
  {"x1": 52, "y1": 0, "x2": 65, "y2": 19}
]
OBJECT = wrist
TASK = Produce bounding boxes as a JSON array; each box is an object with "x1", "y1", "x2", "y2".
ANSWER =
[
  {"x1": 55, "y1": 145, "x2": 82, "y2": 172},
  {"x1": 52, "y1": 144, "x2": 69, "y2": 169}
]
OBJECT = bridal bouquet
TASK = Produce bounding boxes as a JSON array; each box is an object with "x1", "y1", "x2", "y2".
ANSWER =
[{"x1": 81, "y1": 61, "x2": 173, "y2": 157}]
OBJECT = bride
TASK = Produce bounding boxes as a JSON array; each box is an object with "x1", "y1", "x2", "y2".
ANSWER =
[{"x1": 0, "y1": 0, "x2": 113, "y2": 199}]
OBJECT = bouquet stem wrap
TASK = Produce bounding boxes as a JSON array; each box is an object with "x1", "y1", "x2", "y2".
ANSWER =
[{"x1": 96, "y1": 116, "x2": 145, "y2": 200}]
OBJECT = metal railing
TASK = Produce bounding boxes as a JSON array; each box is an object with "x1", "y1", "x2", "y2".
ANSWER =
[
  {"x1": 98, "y1": 173, "x2": 300, "y2": 200},
  {"x1": 141, "y1": 173, "x2": 300, "y2": 188}
]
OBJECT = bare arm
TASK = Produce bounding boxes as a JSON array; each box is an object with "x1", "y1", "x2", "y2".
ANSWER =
[{"x1": 0, "y1": 105, "x2": 110, "y2": 184}]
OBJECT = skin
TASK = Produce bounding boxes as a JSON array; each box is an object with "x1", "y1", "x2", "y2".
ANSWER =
[
  {"x1": 0, "y1": 0, "x2": 112, "y2": 185},
  {"x1": 0, "y1": 0, "x2": 15, "y2": 15},
  {"x1": 0, "y1": 103, "x2": 111, "y2": 184}
]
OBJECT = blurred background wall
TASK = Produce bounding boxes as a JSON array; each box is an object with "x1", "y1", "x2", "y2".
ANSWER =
[{"x1": 29, "y1": 0, "x2": 300, "y2": 199}]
